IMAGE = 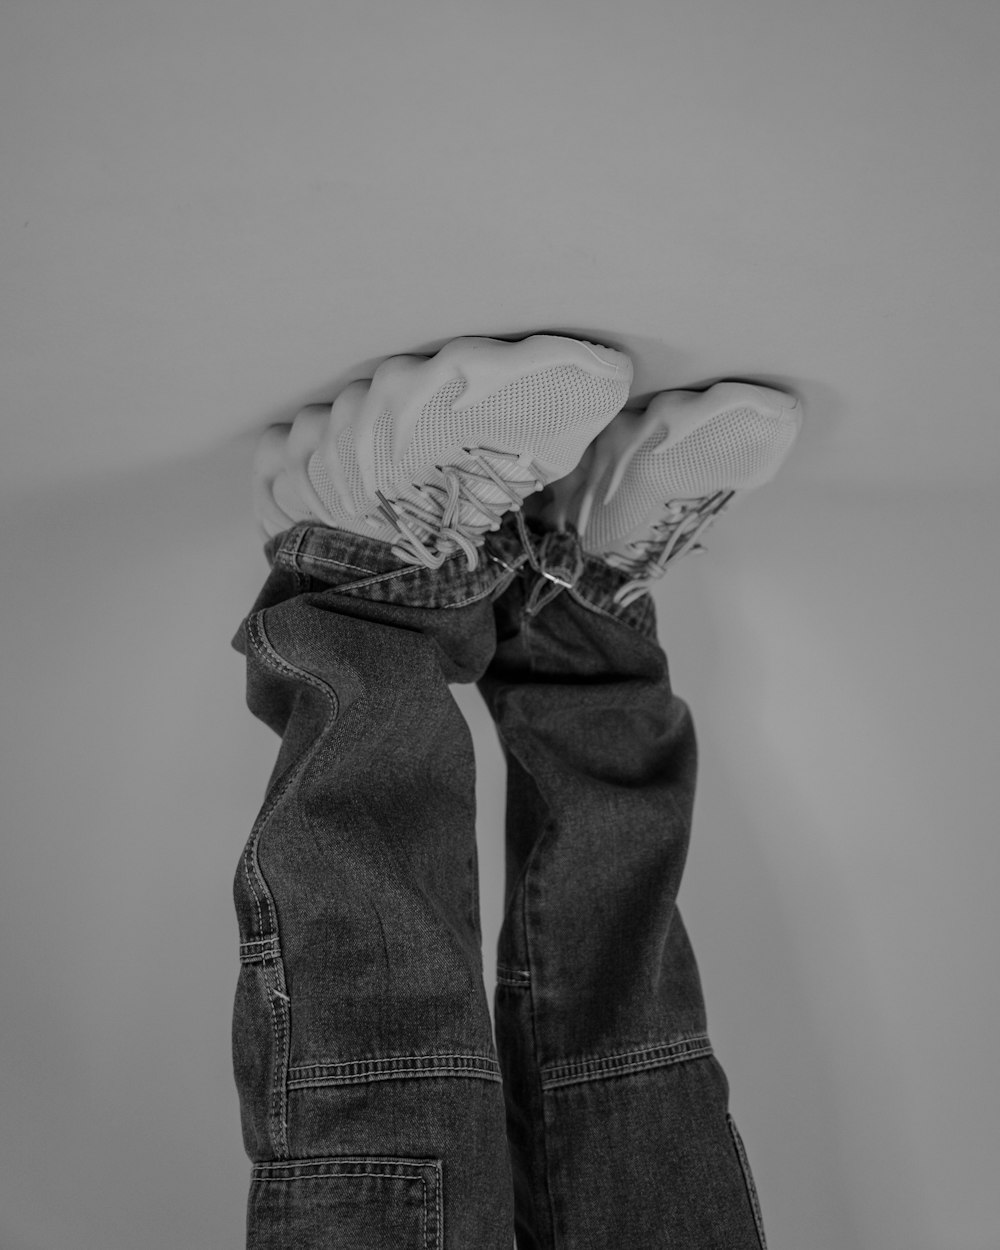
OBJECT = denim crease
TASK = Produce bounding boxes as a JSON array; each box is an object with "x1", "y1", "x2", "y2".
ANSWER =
[{"x1": 230, "y1": 512, "x2": 768, "y2": 1249}]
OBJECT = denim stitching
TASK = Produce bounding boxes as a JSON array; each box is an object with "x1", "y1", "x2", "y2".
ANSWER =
[
  {"x1": 288, "y1": 1052, "x2": 503, "y2": 1088},
  {"x1": 338, "y1": 567, "x2": 514, "y2": 609},
  {"x1": 566, "y1": 583, "x2": 652, "y2": 637},
  {"x1": 243, "y1": 609, "x2": 346, "y2": 1158},
  {"x1": 239, "y1": 935, "x2": 281, "y2": 962},
  {"x1": 519, "y1": 814, "x2": 557, "y2": 1242},
  {"x1": 289, "y1": 1052, "x2": 501, "y2": 1072},
  {"x1": 287, "y1": 1064, "x2": 503, "y2": 1088},
  {"x1": 274, "y1": 521, "x2": 529, "y2": 606},
  {"x1": 446, "y1": 566, "x2": 520, "y2": 609},
  {"x1": 275, "y1": 546, "x2": 377, "y2": 579},
  {"x1": 237, "y1": 627, "x2": 271, "y2": 956},
  {"x1": 253, "y1": 1168, "x2": 427, "y2": 1180},
  {"x1": 305, "y1": 562, "x2": 424, "y2": 591},
  {"x1": 261, "y1": 958, "x2": 288, "y2": 1145},
  {"x1": 540, "y1": 1034, "x2": 714, "y2": 1090},
  {"x1": 432, "y1": 1160, "x2": 442, "y2": 1250},
  {"x1": 300, "y1": 555, "x2": 517, "y2": 609},
  {"x1": 272, "y1": 524, "x2": 310, "y2": 574},
  {"x1": 727, "y1": 1114, "x2": 769, "y2": 1248},
  {"x1": 252, "y1": 1158, "x2": 440, "y2": 1175},
  {"x1": 247, "y1": 612, "x2": 343, "y2": 930},
  {"x1": 249, "y1": 1161, "x2": 443, "y2": 1249},
  {"x1": 241, "y1": 831, "x2": 265, "y2": 961}
]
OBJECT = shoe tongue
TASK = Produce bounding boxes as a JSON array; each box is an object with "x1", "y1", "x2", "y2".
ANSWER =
[
  {"x1": 394, "y1": 451, "x2": 528, "y2": 537},
  {"x1": 600, "y1": 493, "x2": 734, "y2": 580}
]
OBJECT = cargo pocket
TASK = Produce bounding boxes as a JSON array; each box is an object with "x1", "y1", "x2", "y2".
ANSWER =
[
  {"x1": 248, "y1": 1156, "x2": 444, "y2": 1250},
  {"x1": 726, "y1": 1113, "x2": 768, "y2": 1249}
]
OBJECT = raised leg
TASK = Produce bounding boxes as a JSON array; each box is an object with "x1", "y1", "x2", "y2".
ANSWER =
[
  {"x1": 477, "y1": 521, "x2": 768, "y2": 1249},
  {"x1": 230, "y1": 521, "x2": 530, "y2": 1250}
]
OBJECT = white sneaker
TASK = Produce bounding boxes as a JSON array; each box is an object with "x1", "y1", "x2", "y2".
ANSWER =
[
  {"x1": 541, "y1": 381, "x2": 802, "y2": 605},
  {"x1": 253, "y1": 335, "x2": 633, "y2": 569}
]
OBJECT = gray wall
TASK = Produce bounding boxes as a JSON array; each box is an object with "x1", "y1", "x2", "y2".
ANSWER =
[{"x1": 3, "y1": 0, "x2": 999, "y2": 1245}]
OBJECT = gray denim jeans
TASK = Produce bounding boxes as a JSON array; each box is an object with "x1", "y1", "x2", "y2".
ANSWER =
[{"x1": 230, "y1": 512, "x2": 768, "y2": 1249}]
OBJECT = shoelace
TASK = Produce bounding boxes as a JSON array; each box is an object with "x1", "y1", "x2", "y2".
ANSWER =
[
  {"x1": 374, "y1": 447, "x2": 546, "y2": 571},
  {"x1": 609, "y1": 490, "x2": 736, "y2": 607}
]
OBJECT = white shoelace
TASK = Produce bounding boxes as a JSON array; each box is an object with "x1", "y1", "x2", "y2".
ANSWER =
[
  {"x1": 609, "y1": 490, "x2": 736, "y2": 606},
  {"x1": 375, "y1": 447, "x2": 546, "y2": 570}
]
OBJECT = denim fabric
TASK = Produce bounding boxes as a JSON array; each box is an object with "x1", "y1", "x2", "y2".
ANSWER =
[{"x1": 230, "y1": 513, "x2": 768, "y2": 1249}]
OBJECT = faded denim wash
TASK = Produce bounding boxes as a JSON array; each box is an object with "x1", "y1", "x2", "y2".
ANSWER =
[{"x1": 230, "y1": 511, "x2": 768, "y2": 1249}]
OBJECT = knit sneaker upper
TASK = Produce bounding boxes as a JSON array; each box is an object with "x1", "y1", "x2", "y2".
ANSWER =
[
  {"x1": 547, "y1": 381, "x2": 802, "y2": 605},
  {"x1": 258, "y1": 335, "x2": 632, "y2": 568}
]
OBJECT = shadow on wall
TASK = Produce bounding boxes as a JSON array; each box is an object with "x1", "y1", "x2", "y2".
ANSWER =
[
  {"x1": 656, "y1": 544, "x2": 879, "y2": 1249},
  {"x1": 0, "y1": 433, "x2": 267, "y2": 1250},
  {"x1": 656, "y1": 479, "x2": 1000, "y2": 1249}
]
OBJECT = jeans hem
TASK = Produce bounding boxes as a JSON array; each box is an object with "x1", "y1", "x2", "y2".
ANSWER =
[
  {"x1": 265, "y1": 521, "x2": 530, "y2": 610},
  {"x1": 262, "y1": 518, "x2": 660, "y2": 634}
]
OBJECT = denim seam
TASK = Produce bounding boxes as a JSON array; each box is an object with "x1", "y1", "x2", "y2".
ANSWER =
[
  {"x1": 283, "y1": 546, "x2": 519, "y2": 609},
  {"x1": 250, "y1": 1160, "x2": 443, "y2": 1249},
  {"x1": 313, "y1": 569, "x2": 514, "y2": 609},
  {"x1": 247, "y1": 611, "x2": 343, "y2": 922},
  {"x1": 293, "y1": 555, "x2": 423, "y2": 590},
  {"x1": 244, "y1": 609, "x2": 346, "y2": 1158},
  {"x1": 727, "y1": 1114, "x2": 769, "y2": 1248},
  {"x1": 521, "y1": 836, "x2": 557, "y2": 1242},
  {"x1": 287, "y1": 1052, "x2": 503, "y2": 1088},
  {"x1": 275, "y1": 545, "x2": 377, "y2": 581},
  {"x1": 243, "y1": 617, "x2": 304, "y2": 940},
  {"x1": 565, "y1": 583, "x2": 649, "y2": 636},
  {"x1": 540, "y1": 1033, "x2": 714, "y2": 1090},
  {"x1": 243, "y1": 620, "x2": 296, "y2": 1157},
  {"x1": 277, "y1": 526, "x2": 440, "y2": 593},
  {"x1": 239, "y1": 935, "x2": 281, "y2": 963},
  {"x1": 274, "y1": 524, "x2": 312, "y2": 574},
  {"x1": 447, "y1": 565, "x2": 520, "y2": 609},
  {"x1": 253, "y1": 1157, "x2": 438, "y2": 1171}
]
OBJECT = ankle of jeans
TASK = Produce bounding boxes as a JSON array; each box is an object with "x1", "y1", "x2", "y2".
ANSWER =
[
  {"x1": 265, "y1": 521, "x2": 530, "y2": 610},
  {"x1": 511, "y1": 512, "x2": 658, "y2": 640}
]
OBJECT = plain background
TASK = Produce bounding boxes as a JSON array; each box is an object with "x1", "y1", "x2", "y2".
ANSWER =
[{"x1": 2, "y1": 2, "x2": 999, "y2": 1248}]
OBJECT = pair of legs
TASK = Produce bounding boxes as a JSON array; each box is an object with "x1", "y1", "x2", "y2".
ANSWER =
[{"x1": 230, "y1": 508, "x2": 768, "y2": 1249}]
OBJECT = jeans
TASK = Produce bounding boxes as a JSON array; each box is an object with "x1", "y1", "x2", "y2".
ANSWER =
[{"x1": 230, "y1": 511, "x2": 768, "y2": 1249}]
